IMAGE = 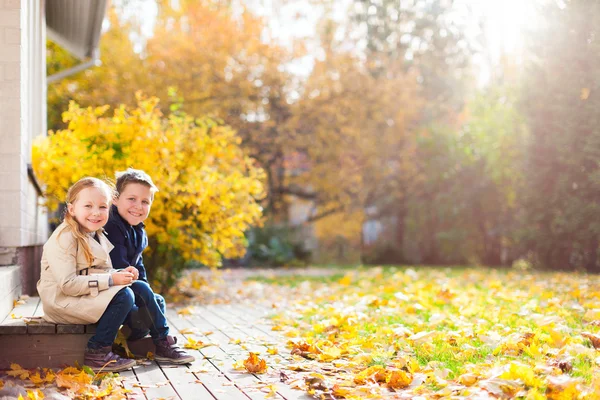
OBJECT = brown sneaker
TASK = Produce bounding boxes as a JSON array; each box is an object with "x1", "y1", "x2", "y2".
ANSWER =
[
  {"x1": 154, "y1": 336, "x2": 195, "y2": 364},
  {"x1": 84, "y1": 346, "x2": 136, "y2": 372}
]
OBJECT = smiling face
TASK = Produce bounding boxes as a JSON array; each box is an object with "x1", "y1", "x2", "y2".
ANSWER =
[
  {"x1": 67, "y1": 187, "x2": 110, "y2": 232},
  {"x1": 113, "y1": 183, "x2": 153, "y2": 226}
]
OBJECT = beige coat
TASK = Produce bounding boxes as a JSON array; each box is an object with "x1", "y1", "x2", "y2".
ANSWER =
[{"x1": 37, "y1": 222, "x2": 127, "y2": 324}]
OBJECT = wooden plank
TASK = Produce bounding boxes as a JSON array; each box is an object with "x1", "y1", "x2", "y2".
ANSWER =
[
  {"x1": 57, "y1": 324, "x2": 85, "y2": 334},
  {"x1": 0, "y1": 318, "x2": 27, "y2": 334},
  {"x1": 168, "y1": 309, "x2": 288, "y2": 400},
  {"x1": 27, "y1": 320, "x2": 57, "y2": 334},
  {"x1": 0, "y1": 333, "x2": 92, "y2": 369},
  {"x1": 195, "y1": 306, "x2": 310, "y2": 400},
  {"x1": 132, "y1": 362, "x2": 180, "y2": 400},
  {"x1": 165, "y1": 309, "x2": 258, "y2": 400},
  {"x1": 26, "y1": 298, "x2": 57, "y2": 334},
  {"x1": 119, "y1": 368, "x2": 147, "y2": 400},
  {"x1": 0, "y1": 296, "x2": 39, "y2": 334},
  {"x1": 207, "y1": 304, "x2": 280, "y2": 342},
  {"x1": 202, "y1": 306, "x2": 286, "y2": 355},
  {"x1": 155, "y1": 359, "x2": 216, "y2": 400}
]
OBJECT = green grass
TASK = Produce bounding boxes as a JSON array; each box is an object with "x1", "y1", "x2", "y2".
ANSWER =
[{"x1": 255, "y1": 265, "x2": 600, "y2": 396}]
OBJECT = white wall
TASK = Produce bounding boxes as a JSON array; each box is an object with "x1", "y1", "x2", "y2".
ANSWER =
[{"x1": 0, "y1": 0, "x2": 47, "y2": 264}]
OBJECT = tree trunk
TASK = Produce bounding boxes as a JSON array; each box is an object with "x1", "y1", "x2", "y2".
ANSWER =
[{"x1": 585, "y1": 236, "x2": 600, "y2": 273}]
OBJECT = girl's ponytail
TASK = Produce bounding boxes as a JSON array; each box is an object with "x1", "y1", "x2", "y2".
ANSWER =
[{"x1": 63, "y1": 210, "x2": 95, "y2": 266}]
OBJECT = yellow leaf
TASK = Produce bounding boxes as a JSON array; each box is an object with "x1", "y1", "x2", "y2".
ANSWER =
[
  {"x1": 500, "y1": 361, "x2": 542, "y2": 388},
  {"x1": 26, "y1": 389, "x2": 44, "y2": 400},
  {"x1": 56, "y1": 369, "x2": 92, "y2": 390},
  {"x1": 232, "y1": 359, "x2": 245, "y2": 370},
  {"x1": 8, "y1": 363, "x2": 30, "y2": 380},
  {"x1": 267, "y1": 347, "x2": 278, "y2": 355},
  {"x1": 387, "y1": 370, "x2": 412, "y2": 389},
  {"x1": 43, "y1": 370, "x2": 55, "y2": 384},
  {"x1": 338, "y1": 273, "x2": 353, "y2": 285},
  {"x1": 581, "y1": 88, "x2": 590, "y2": 100},
  {"x1": 177, "y1": 307, "x2": 194, "y2": 316},
  {"x1": 114, "y1": 329, "x2": 134, "y2": 358},
  {"x1": 546, "y1": 375, "x2": 581, "y2": 400},
  {"x1": 354, "y1": 365, "x2": 384, "y2": 384},
  {"x1": 184, "y1": 337, "x2": 213, "y2": 349},
  {"x1": 458, "y1": 373, "x2": 479, "y2": 386},
  {"x1": 318, "y1": 346, "x2": 341, "y2": 362},
  {"x1": 29, "y1": 372, "x2": 45, "y2": 385}
]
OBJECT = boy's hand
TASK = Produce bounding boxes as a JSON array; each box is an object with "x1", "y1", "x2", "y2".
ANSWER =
[
  {"x1": 112, "y1": 271, "x2": 135, "y2": 285},
  {"x1": 124, "y1": 266, "x2": 139, "y2": 280}
]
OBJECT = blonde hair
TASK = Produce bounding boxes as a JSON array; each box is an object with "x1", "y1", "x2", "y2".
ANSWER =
[
  {"x1": 115, "y1": 168, "x2": 158, "y2": 198},
  {"x1": 59, "y1": 177, "x2": 115, "y2": 266}
]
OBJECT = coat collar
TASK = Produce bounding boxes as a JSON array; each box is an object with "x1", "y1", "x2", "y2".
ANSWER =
[
  {"x1": 92, "y1": 229, "x2": 114, "y2": 256},
  {"x1": 110, "y1": 204, "x2": 145, "y2": 229},
  {"x1": 84, "y1": 229, "x2": 114, "y2": 261}
]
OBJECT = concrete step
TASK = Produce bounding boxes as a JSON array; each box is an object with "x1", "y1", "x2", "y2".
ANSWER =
[{"x1": 0, "y1": 265, "x2": 22, "y2": 322}]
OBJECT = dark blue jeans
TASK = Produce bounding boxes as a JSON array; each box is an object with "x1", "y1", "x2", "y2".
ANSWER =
[
  {"x1": 88, "y1": 287, "x2": 135, "y2": 349},
  {"x1": 125, "y1": 281, "x2": 169, "y2": 342}
]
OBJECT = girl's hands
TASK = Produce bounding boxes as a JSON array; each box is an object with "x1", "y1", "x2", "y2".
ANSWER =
[
  {"x1": 124, "y1": 266, "x2": 139, "y2": 280},
  {"x1": 112, "y1": 271, "x2": 135, "y2": 285}
]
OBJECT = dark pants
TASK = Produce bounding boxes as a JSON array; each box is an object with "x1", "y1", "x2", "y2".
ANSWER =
[
  {"x1": 88, "y1": 287, "x2": 134, "y2": 349},
  {"x1": 125, "y1": 281, "x2": 169, "y2": 342}
]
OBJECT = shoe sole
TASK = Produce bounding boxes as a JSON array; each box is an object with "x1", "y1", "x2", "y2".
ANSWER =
[
  {"x1": 155, "y1": 355, "x2": 195, "y2": 364},
  {"x1": 88, "y1": 360, "x2": 137, "y2": 373}
]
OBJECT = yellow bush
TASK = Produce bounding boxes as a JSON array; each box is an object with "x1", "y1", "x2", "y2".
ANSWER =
[{"x1": 33, "y1": 93, "x2": 265, "y2": 277}]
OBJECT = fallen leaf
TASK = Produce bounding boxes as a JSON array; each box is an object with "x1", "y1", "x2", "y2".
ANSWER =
[
  {"x1": 546, "y1": 375, "x2": 581, "y2": 399},
  {"x1": 387, "y1": 369, "x2": 412, "y2": 389},
  {"x1": 582, "y1": 332, "x2": 600, "y2": 349},
  {"x1": 8, "y1": 363, "x2": 30, "y2": 380},
  {"x1": 184, "y1": 337, "x2": 213, "y2": 350},
  {"x1": 243, "y1": 352, "x2": 268, "y2": 373}
]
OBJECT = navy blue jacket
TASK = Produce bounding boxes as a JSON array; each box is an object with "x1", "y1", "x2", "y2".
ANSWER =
[{"x1": 104, "y1": 205, "x2": 149, "y2": 282}]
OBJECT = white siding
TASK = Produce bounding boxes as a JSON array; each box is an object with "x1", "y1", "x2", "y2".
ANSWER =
[{"x1": 0, "y1": 0, "x2": 47, "y2": 251}]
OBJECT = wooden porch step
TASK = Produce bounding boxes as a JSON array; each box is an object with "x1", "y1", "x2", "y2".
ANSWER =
[{"x1": 0, "y1": 296, "x2": 94, "y2": 369}]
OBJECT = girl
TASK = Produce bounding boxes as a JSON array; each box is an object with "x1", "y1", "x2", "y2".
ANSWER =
[{"x1": 37, "y1": 177, "x2": 137, "y2": 372}]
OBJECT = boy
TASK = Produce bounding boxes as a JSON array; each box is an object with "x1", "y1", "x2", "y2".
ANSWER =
[{"x1": 105, "y1": 168, "x2": 194, "y2": 364}]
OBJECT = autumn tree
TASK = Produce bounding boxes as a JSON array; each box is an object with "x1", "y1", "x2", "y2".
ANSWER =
[
  {"x1": 281, "y1": 17, "x2": 423, "y2": 258},
  {"x1": 521, "y1": 0, "x2": 600, "y2": 271},
  {"x1": 33, "y1": 95, "x2": 265, "y2": 286},
  {"x1": 47, "y1": 0, "x2": 298, "y2": 221}
]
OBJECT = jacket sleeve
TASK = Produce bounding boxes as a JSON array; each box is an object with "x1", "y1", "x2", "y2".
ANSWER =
[
  {"x1": 104, "y1": 221, "x2": 130, "y2": 270},
  {"x1": 45, "y1": 232, "x2": 111, "y2": 296},
  {"x1": 134, "y1": 254, "x2": 148, "y2": 282}
]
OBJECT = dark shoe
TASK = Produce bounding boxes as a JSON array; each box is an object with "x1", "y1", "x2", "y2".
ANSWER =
[
  {"x1": 127, "y1": 336, "x2": 156, "y2": 358},
  {"x1": 155, "y1": 336, "x2": 195, "y2": 364},
  {"x1": 84, "y1": 346, "x2": 136, "y2": 372}
]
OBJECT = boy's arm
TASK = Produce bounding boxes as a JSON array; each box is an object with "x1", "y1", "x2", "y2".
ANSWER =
[
  {"x1": 134, "y1": 255, "x2": 148, "y2": 282},
  {"x1": 104, "y1": 222, "x2": 130, "y2": 270}
]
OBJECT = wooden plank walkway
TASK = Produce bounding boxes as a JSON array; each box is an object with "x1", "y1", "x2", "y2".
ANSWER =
[
  {"x1": 119, "y1": 301, "x2": 311, "y2": 400},
  {"x1": 0, "y1": 268, "x2": 328, "y2": 399}
]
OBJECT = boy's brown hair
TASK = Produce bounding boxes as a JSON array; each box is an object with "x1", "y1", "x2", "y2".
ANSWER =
[{"x1": 115, "y1": 168, "x2": 159, "y2": 198}]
